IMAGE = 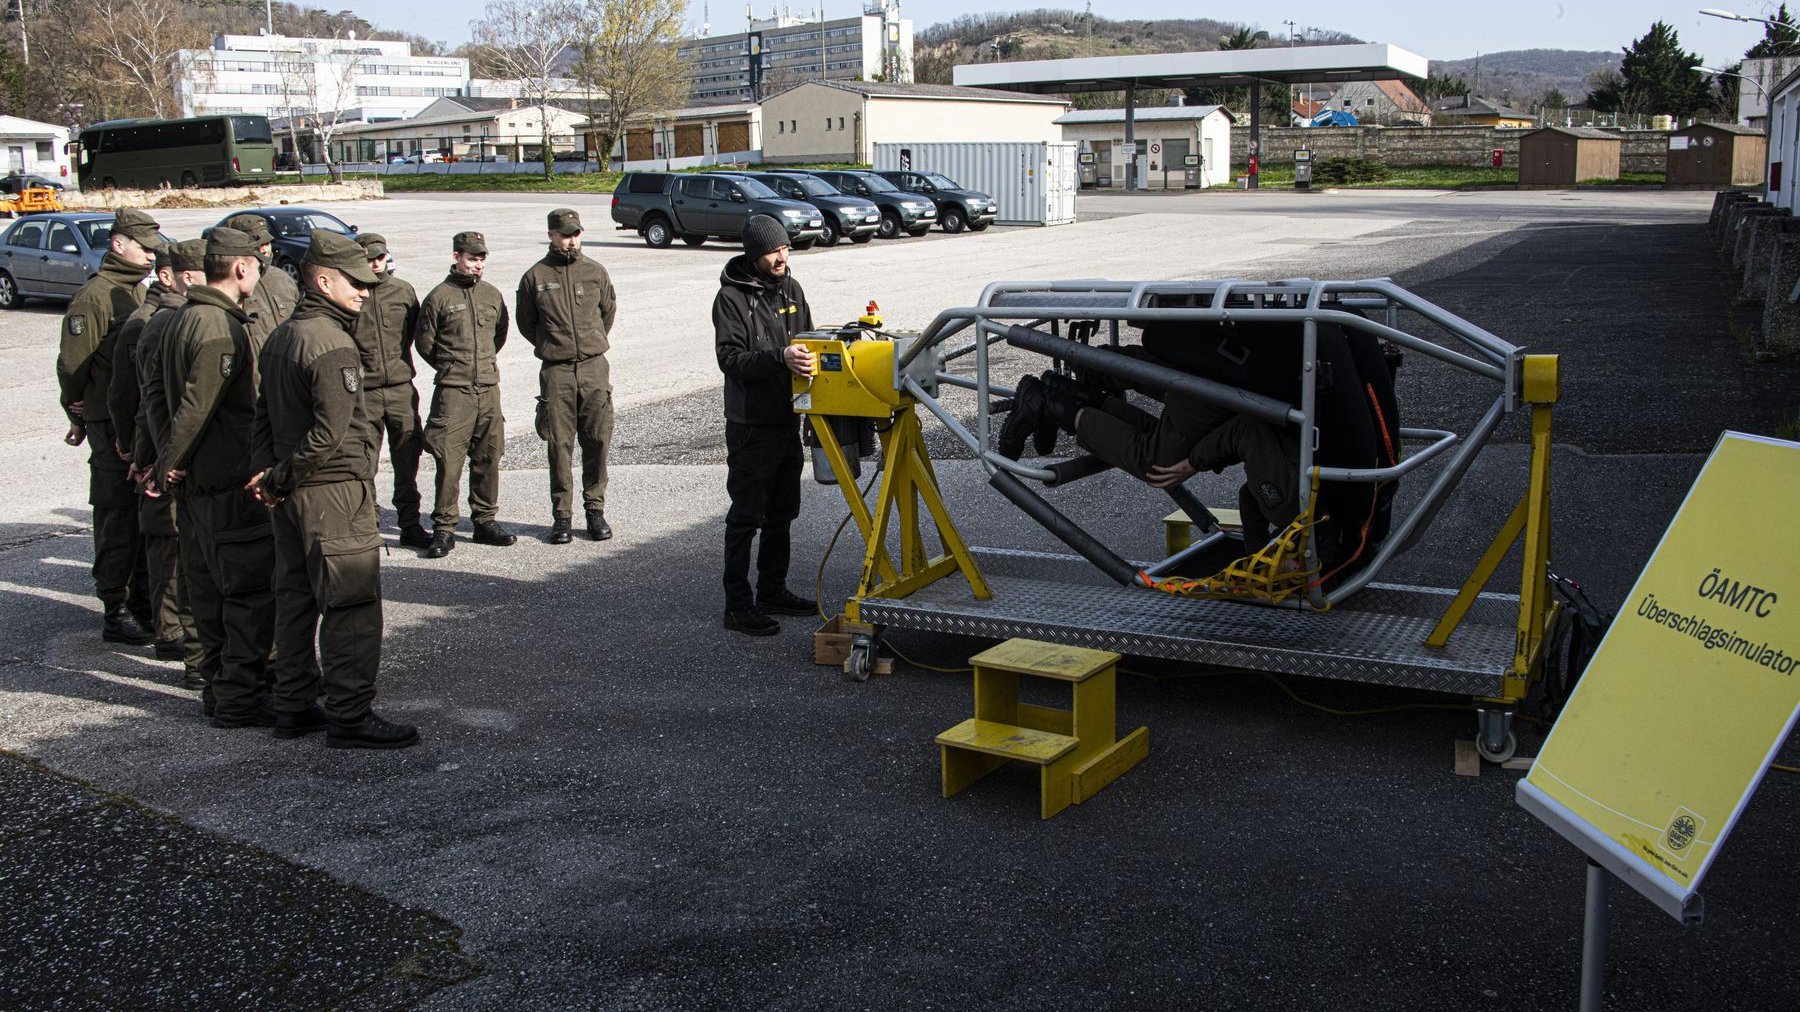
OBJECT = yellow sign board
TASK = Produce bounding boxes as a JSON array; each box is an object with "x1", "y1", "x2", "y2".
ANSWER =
[{"x1": 1518, "y1": 432, "x2": 1800, "y2": 922}]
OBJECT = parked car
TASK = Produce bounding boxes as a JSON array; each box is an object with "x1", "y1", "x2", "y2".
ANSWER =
[
  {"x1": 743, "y1": 171, "x2": 880, "y2": 246},
  {"x1": 610, "y1": 171, "x2": 824, "y2": 249},
  {"x1": 206, "y1": 206, "x2": 357, "y2": 284},
  {"x1": 874, "y1": 170, "x2": 997, "y2": 233},
  {"x1": 0, "y1": 212, "x2": 172, "y2": 309},
  {"x1": 807, "y1": 170, "x2": 937, "y2": 239},
  {"x1": 1, "y1": 172, "x2": 67, "y2": 195}
]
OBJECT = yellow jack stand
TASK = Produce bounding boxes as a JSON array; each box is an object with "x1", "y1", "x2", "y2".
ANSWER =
[
  {"x1": 936, "y1": 638, "x2": 1149, "y2": 819},
  {"x1": 1428, "y1": 354, "x2": 1562, "y2": 715},
  {"x1": 811, "y1": 406, "x2": 991, "y2": 625}
]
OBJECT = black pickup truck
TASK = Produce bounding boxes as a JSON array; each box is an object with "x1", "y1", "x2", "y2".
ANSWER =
[
  {"x1": 875, "y1": 170, "x2": 997, "y2": 233},
  {"x1": 610, "y1": 172, "x2": 825, "y2": 249}
]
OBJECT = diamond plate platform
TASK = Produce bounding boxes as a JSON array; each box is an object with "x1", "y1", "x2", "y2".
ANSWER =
[{"x1": 859, "y1": 549, "x2": 1522, "y2": 697}]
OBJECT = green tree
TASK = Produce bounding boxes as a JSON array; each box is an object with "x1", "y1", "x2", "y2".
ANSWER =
[
  {"x1": 1417, "y1": 71, "x2": 1470, "y2": 101},
  {"x1": 1596, "y1": 21, "x2": 1710, "y2": 116},
  {"x1": 1745, "y1": 4, "x2": 1798, "y2": 59}
]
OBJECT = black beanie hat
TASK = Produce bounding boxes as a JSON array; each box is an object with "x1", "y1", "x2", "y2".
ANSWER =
[{"x1": 742, "y1": 214, "x2": 790, "y2": 260}]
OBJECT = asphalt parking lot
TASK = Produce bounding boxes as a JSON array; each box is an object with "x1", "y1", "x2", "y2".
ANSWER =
[{"x1": 4, "y1": 186, "x2": 1800, "y2": 1011}]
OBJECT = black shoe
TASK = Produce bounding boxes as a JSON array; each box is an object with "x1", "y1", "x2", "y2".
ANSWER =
[
  {"x1": 154, "y1": 638, "x2": 186, "y2": 661},
  {"x1": 272, "y1": 703, "x2": 328, "y2": 740},
  {"x1": 182, "y1": 671, "x2": 208, "y2": 692},
  {"x1": 758, "y1": 587, "x2": 817, "y2": 617},
  {"x1": 424, "y1": 530, "x2": 455, "y2": 558},
  {"x1": 1040, "y1": 370, "x2": 1102, "y2": 431},
  {"x1": 548, "y1": 517, "x2": 572, "y2": 544},
  {"x1": 586, "y1": 511, "x2": 612, "y2": 542},
  {"x1": 398, "y1": 523, "x2": 433, "y2": 549},
  {"x1": 326, "y1": 712, "x2": 421, "y2": 750},
  {"x1": 102, "y1": 604, "x2": 155, "y2": 646},
  {"x1": 472, "y1": 521, "x2": 517, "y2": 546},
  {"x1": 723, "y1": 609, "x2": 780, "y2": 636},
  {"x1": 995, "y1": 374, "x2": 1047, "y2": 461},
  {"x1": 211, "y1": 703, "x2": 277, "y2": 729}
]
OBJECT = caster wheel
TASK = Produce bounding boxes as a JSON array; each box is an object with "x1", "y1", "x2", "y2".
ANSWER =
[
  {"x1": 845, "y1": 643, "x2": 872, "y2": 682},
  {"x1": 1476, "y1": 731, "x2": 1518, "y2": 765}
]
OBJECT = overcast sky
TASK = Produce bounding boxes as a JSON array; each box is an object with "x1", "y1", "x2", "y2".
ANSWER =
[{"x1": 371, "y1": 0, "x2": 1786, "y2": 71}]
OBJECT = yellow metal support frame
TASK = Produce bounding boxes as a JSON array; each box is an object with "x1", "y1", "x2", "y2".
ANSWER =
[
  {"x1": 1427, "y1": 354, "x2": 1561, "y2": 705},
  {"x1": 812, "y1": 407, "x2": 991, "y2": 624}
]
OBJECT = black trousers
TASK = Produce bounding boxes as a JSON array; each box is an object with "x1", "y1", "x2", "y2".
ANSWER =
[{"x1": 723, "y1": 419, "x2": 803, "y2": 612}]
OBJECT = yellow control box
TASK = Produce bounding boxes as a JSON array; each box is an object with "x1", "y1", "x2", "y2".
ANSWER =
[{"x1": 791, "y1": 335, "x2": 900, "y2": 418}]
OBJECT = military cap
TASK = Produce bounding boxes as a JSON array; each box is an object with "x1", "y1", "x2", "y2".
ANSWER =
[
  {"x1": 452, "y1": 230, "x2": 488, "y2": 255},
  {"x1": 110, "y1": 207, "x2": 161, "y2": 245},
  {"x1": 303, "y1": 230, "x2": 380, "y2": 285},
  {"x1": 169, "y1": 238, "x2": 207, "y2": 273},
  {"x1": 355, "y1": 232, "x2": 390, "y2": 259},
  {"x1": 206, "y1": 226, "x2": 262, "y2": 258},
  {"x1": 547, "y1": 208, "x2": 582, "y2": 235},
  {"x1": 150, "y1": 242, "x2": 174, "y2": 272},
  {"x1": 226, "y1": 213, "x2": 274, "y2": 245}
]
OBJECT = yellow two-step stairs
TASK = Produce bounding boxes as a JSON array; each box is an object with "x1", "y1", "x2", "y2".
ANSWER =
[{"x1": 936, "y1": 638, "x2": 1149, "y2": 819}]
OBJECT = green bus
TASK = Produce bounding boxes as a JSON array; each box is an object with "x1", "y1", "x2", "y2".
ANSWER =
[{"x1": 73, "y1": 115, "x2": 276, "y2": 190}]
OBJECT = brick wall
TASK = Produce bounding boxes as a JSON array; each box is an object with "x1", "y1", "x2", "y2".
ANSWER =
[{"x1": 1226, "y1": 126, "x2": 1672, "y2": 175}]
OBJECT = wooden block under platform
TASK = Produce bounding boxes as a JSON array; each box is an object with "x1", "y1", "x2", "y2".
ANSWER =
[{"x1": 1454, "y1": 740, "x2": 1481, "y2": 777}]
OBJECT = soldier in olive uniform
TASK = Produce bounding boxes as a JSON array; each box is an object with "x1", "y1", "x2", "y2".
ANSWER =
[
  {"x1": 106, "y1": 241, "x2": 191, "y2": 662},
  {"x1": 251, "y1": 231, "x2": 419, "y2": 749},
  {"x1": 58, "y1": 206, "x2": 159, "y2": 644},
  {"x1": 352, "y1": 233, "x2": 429, "y2": 548},
  {"x1": 416, "y1": 231, "x2": 516, "y2": 558},
  {"x1": 132, "y1": 239, "x2": 211, "y2": 690},
  {"x1": 161, "y1": 227, "x2": 276, "y2": 727},
  {"x1": 226, "y1": 213, "x2": 300, "y2": 344},
  {"x1": 515, "y1": 208, "x2": 618, "y2": 544}
]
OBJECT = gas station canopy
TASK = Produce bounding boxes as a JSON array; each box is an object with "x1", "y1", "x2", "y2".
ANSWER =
[{"x1": 953, "y1": 43, "x2": 1429, "y2": 93}]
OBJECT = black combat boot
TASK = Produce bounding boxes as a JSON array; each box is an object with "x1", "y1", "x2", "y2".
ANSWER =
[
  {"x1": 424, "y1": 530, "x2": 456, "y2": 558},
  {"x1": 472, "y1": 520, "x2": 517, "y2": 546},
  {"x1": 723, "y1": 609, "x2": 780, "y2": 636},
  {"x1": 548, "y1": 517, "x2": 572, "y2": 544},
  {"x1": 757, "y1": 587, "x2": 817, "y2": 617},
  {"x1": 398, "y1": 523, "x2": 432, "y2": 549},
  {"x1": 995, "y1": 374, "x2": 1049, "y2": 461},
  {"x1": 327, "y1": 712, "x2": 421, "y2": 750},
  {"x1": 102, "y1": 602, "x2": 154, "y2": 646},
  {"x1": 1038, "y1": 370, "x2": 1104, "y2": 437},
  {"x1": 211, "y1": 700, "x2": 277, "y2": 729},
  {"x1": 586, "y1": 511, "x2": 612, "y2": 542},
  {"x1": 272, "y1": 703, "x2": 328, "y2": 740},
  {"x1": 154, "y1": 638, "x2": 186, "y2": 661}
]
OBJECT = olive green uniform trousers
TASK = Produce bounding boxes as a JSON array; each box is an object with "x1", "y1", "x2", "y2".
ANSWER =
[
  {"x1": 177, "y1": 487, "x2": 273, "y2": 717},
  {"x1": 424, "y1": 384, "x2": 504, "y2": 532},
  {"x1": 269, "y1": 479, "x2": 383, "y2": 722},
  {"x1": 537, "y1": 357, "x2": 612, "y2": 519}
]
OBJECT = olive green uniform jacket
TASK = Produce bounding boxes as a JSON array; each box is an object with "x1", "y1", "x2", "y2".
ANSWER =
[{"x1": 58, "y1": 252, "x2": 148, "y2": 424}]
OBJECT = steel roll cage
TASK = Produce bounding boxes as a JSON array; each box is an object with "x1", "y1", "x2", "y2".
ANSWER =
[{"x1": 890, "y1": 277, "x2": 1528, "y2": 609}]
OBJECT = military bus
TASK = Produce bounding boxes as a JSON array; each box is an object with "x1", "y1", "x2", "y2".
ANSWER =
[{"x1": 73, "y1": 115, "x2": 276, "y2": 190}]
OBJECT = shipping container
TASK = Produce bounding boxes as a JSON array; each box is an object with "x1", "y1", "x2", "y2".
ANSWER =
[{"x1": 873, "y1": 141, "x2": 1078, "y2": 226}]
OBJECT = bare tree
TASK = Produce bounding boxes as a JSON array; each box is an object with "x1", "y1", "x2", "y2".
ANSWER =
[
  {"x1": 572, "y1": 0, "x2": 689, "y2": 171},
  {"x1": 273, "y1": 35, "x2": 369, "y2": 180},
  {"x1": 472, "y1": 0, "x2": 580, "y2": 179},
  {"x1": 86, "y1": 0, "x2": 209, "y2": 119}
]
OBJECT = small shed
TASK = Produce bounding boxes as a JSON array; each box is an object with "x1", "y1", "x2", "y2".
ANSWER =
[
  {"x1": 1518, "y1": 126, "x2": 1620, "y2": 187},
  {"x1": 1665, "y1": 122, "x2": 1766, "y2": 187}
]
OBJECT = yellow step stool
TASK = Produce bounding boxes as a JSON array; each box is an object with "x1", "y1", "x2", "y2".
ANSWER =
[
  {"x1": 936, "y1": 638, "x2": 1149, "y2": 819},
  {"x1": 1163, "y1": 507, "x2": 1243, "y2": 556}
]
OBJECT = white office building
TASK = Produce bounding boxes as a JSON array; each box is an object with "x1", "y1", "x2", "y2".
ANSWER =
[
  {"x1": 177, "y1": 34, "x2": 470, "y2": 123},
  {"x1": 681, "y1": 1, "x2": 911, "y2": 105}
]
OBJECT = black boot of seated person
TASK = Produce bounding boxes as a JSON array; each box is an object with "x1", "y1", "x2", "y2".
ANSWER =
[
  {"x1": 424, "y1": 529, "x2": 456, "y2": 558},
  {"x1": 327, "y1": 712, "x2": 420, "y2": 750},
  {"x1": 472, "y1": 520, "x2": 517, "y2": 546},
  {"x1": 995, "y1": 374, "x2": 1048, "y2": 460},
  {"x1": 548, "y1": 517, "x2": 572, "y2": 544},
  {"x1": 757, "y1": 587, "x2": 817, "y2": 617},
  {"x1": 723, "y1": 609, "x2": 780, "y2": 636}
]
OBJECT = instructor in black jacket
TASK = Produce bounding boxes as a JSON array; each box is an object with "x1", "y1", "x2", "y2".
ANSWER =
[{"x1": 714, "y1": 215, "x2": 819, "y2": 636}]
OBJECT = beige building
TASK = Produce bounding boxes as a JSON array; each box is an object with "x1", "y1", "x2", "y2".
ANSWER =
[
  {"x1": 330, "y1": 97, "x2": 591, "y2": 163},
  {"x1": 605, "y1": 102, "x2": 762, "y2": 169},
  {"x1": 759, "y1": 80, "x2": 1068, "y2": 164}
]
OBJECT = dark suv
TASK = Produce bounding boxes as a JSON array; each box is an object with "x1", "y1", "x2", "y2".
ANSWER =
[
  {"x1": 742, "y1": 171, "x2": 880, "y2": 246},
  {"x1": 611, "y1": 171, "x2": 824, "y2": 249},
  {"x1": 808, "y1": 170, "x2": 938, "y2": 239},
  {"x1": 875, "y1": 170, "x2": 997, "y2": 233}
]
